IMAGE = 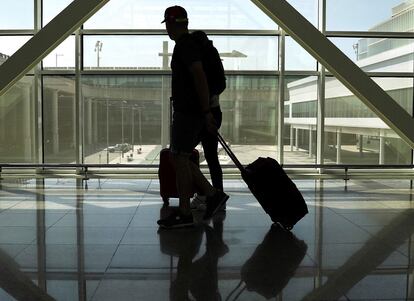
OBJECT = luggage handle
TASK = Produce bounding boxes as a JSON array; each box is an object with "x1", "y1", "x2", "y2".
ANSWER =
[
  {"x1": 217, "y1": 132, "x2": 246, "y2": 174},
  {"x1": 224, "y1": 280, "x2": 246, "y2": 301}
]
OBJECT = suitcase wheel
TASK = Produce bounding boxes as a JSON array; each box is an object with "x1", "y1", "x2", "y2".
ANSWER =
[
  {"x1": 275, "y1": 221, "x2": 293, "y2": 231},
  {"x1": 162, "y1": 197, "x2": 169, "y2": 206}
]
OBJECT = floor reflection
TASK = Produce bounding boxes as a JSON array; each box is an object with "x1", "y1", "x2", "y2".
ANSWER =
[
  {"x1": 227, "y1": 223, "x2": 307, "y2": 300},
  {"x1": 0, "y1": 178, "x2": 413, "y2": 300}
]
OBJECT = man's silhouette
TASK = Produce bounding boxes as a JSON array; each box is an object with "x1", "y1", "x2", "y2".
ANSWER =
[{"x1": 157, "y1": 6, "x2": 229, "y2": 229}]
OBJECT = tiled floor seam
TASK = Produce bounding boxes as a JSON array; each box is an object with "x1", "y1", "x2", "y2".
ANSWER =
[{"x1": 89, "y1": 190, "x2": 145, "y2": 301}]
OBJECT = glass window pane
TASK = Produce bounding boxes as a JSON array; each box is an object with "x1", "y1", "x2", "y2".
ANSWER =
[
  {"x1": 83, "y1": 35, "x2": 278, "y2": 71},
  {"x1": 85, "y1": 0, "x2": 276, "y2": 30},
  {"x1": 83, "y1": 36, "x2": 172, "y2": 70},
  {"x1": 287, "y1": 0, "x2": 318, "y2": 27},
  {"x1": 43, "y1": 36, "x2": 75, "y2": 70},
  {"x1": 43, "y1": 0, "x2": 74, "y2": 27},
  {"x1": 284, "y1": 76, "x2": 318, "y2": 164},
  {"x1": 327, "y1": 0, "x2": 412, "y2": 32},
  {"x1": 215, "y1": 36, "x2": 278, "y2": 71},
  {"x1": 285, "y1": 37, "x2": 317, "y2": 71},
  {"x1": 83, "y1": 75, "x2": 280, "y2": 165},
  {"x1": 82, "y1": 75, "x2": 163, "y2": 164},
  {"x1": 323, "y1": 76, "x2": 412, "y2": 165},
  {"x1": 0, "y1": 1, "x2": 33, "y2": 29},
  {"x1": 43, "y1": 76, "x2": 76, "y2": 163},
  {"x1": 0, "y1": 76, "x2": 36, "y2": 163},
  {"x1": 221, "y1": 75, "x2": 279, "y2": 164},
  {"x1": 0, "y1": 36, "x2": 31, "y2": 60},
  {"x1": 331, "y1": 37, "x2": 414, "y2": 73},
  {"x1": 375, "y1": 77, "x2": 413, "y2": 115}
]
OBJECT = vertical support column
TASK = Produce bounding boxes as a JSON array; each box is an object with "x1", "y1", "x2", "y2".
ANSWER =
[
  {"x1": 34, "y1": 0, "x2": 43, "y2": 164},
  {"x1": 359, "y1": 134, "x2": 364, "y2": 157},
  {"x1": 316, "y1": 0, "x2": 326, "y2": 167},
  {"x1": 295, "y1": 128, "x2": 299, "y2": 150},
  {"x1": 309, "y1": 125, "x2": 313, "y2": 158},
  {"x1": 379, "y1": 134, "x2": 385, "y2": 165},
  {"x1": 138, "y1": 108, "x2": 142, "y2": 148},
  {"x1": 121, "y1": 104, "x2": 125, "y2": 145},
  {"x1": 93, "y1": 100, "x2": 98, "y2": 144},
  {"x1": 336, "y1": 128, "x2": 342, "y2": 164},
  {"x1": 106, "y1": 99, "x2": 109, "y2": 163},
  {"x1": 22, "y1": 84, "x2": 32, "y2": 159},
  {"x1": 161, "y1": 41, "x2": 170, "y2": 149},
  {"x1": 162, "y1": 41, "x2": 169, "y2": 70},
  {"x1": 314, "y1": 0, "x2": 326, "y2": 292},
  {"x1": 131, "y1": 108, "x2": 135, "y2": 152},
  {"x1": 49, "y1": 89, "x2": 60, "y2": 154},
  {"x1": 0, "y1": 96, "x2": 4, "y2": 143},
  {"x1": 234, "y1": 98, "x2": 241, "y2": 143},
  {"x1": 317, "y1": 70, "x2": 325, "y2": 166},
  {"x1": 161, "y1": 76, "x2": 170, "y2": 149},
  {"x1": 277, "y1": 30, "x2": 285, "y2": 163},
  {"x1": 70, "y1": 94, "x2": 77, "y2": 152},
  {"x1": 290, "y1": 126, "x2": 294, "y2": 151},
  {"x1": 86, "y1": 98, "x2": 92, "y2": 146},
  {"x1": 75, "y1": 29, "x2": 83, "y2": 164},
  {"x1": 407, "y1": 193, "x2": 414, "y2": 301}
]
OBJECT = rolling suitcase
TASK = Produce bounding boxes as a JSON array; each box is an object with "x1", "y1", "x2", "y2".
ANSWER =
[
  {"x1": 217, "y1": 133, "x2": 308, "y2": 230},
  {"x1": 158, "y1": 148, "x2": 199, "y2": 205},
  {"x1": 158, "y1": 100, "x2": 200, "y2": 205}
]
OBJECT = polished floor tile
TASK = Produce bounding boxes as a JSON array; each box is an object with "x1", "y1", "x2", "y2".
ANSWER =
[{"x1": 0, "y1": 178, "x2": 414, "y2": 300}]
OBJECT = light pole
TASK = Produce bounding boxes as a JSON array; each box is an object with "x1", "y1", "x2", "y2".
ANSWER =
[
  {"x1": 353, "y1": 43, "x2": 359, "y2": 60},
  {"x1": 121, "y1": 100, "x2": 127, "y2": 159},
  {"x1": 131, "y1": 106, "x2": 135, "y2": 153},
  {"x1": 106, "y1": 99, "x2": 109, "y2": 164},
  {"x1": 94, "y1": 40, "x2": 103, "y2": 67},
  {"x1": 138, "y1": 107, "x2": 142, "y2": 149}
]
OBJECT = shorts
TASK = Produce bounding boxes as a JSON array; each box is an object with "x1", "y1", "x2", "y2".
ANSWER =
[{"x1": 170, "y1": 111, "x2": 204, "y2": 155}]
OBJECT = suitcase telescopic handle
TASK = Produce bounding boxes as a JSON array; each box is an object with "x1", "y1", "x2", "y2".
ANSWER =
[{"x1": 217, "y1": 132, "x2": 246, "y2": 174}]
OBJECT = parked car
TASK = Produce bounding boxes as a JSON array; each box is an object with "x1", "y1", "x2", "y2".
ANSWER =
[{"x1": 105, "y1": 143, "x2": 132, "y2": 153}]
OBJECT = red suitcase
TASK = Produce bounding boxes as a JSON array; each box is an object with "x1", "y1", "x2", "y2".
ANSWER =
[{"x1": 158, "y1": 148, "x2": 200, "y2": 205}]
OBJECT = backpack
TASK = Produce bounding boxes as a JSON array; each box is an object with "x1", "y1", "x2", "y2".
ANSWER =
[{"x1": 191, "y1": 30, "x2": 226, "y2": 96}]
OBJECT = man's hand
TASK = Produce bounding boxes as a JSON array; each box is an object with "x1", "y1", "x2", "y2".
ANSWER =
[{"x1": 205, "y1": 112, "x2": 217, "y2": 134}]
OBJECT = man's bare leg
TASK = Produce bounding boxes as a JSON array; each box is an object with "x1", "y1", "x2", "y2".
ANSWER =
[
  {"x1": 188, "y1": 161, "x2": 215, "y2": 196},
  {"x1": 173, "y1": 153, "x2": 196, "y2": 215}
]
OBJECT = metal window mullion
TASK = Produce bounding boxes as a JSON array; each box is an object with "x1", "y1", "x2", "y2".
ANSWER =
[
  {"x1": 412, "y1": 54, "x2": 414, "y2": 167},
  {"x1": 326, "y1": 71, "x2": 414, "y2": 78},
  {"x1": 325, "y1": 31, "x2": 414, "y2": 38},
  {"x1": 316, "y1": 0, "x2": 326, "y2": 167},
  {"x1": 34, "y1": 0, "x2": 43, "y2": 164},
  {"x1": 314, "y1": 0, "x2": 326, "y2": 292},
  {"x1": 277, "y1": 30, "x2": 285, "y2": 163},
  {"x1": 80, "y1": 29, "x2": 280, "y2": 36},
  {"x1": 0, "y1": 30, "x2": 35, "y2": 35},
  {"x1": 75, "y1": 29, "x2": 83, "y2": 164}
]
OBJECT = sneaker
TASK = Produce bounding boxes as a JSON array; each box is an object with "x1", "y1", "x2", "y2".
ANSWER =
[
  {"x1": 203, "y1": 190, "x2": 229, "y2": 220},
  {"x1": 190, "y1": 193, "x2": 207, "y2": 211},
  {"x1": 157, "y1": 212, "x2": 194, "y2": 229}
]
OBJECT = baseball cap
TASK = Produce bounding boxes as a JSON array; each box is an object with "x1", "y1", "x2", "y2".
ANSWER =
[{"x1": 161, "y1": 6, "x2": 188, "y2": 23}]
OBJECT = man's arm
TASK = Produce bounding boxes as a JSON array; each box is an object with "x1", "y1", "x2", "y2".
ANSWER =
[
  {"x1": 189, "y1": 61, "x2": 217, "y2": 133},
  {"x1": 189, "y1": 61, "x2": 210, "y2": 113}
]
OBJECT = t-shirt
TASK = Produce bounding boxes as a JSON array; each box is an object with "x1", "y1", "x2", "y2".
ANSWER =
[{"x1": 171, "y1": 33, "x2": 203, "y2": 114}]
